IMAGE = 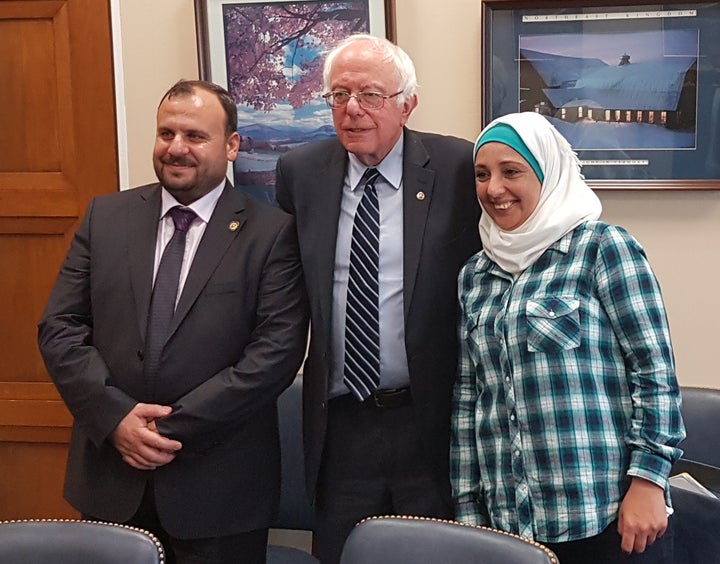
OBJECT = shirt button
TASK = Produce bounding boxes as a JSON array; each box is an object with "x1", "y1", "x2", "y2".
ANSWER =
[
  {"x1": 510, "y1": 413, "x2": 516, "y2": 421},
  {"x1": 505, "y1": 376, "x2": 511, "y2": 383},
  {"x1": 548, "y1": 311, "x2": 556, "y2": 317}
]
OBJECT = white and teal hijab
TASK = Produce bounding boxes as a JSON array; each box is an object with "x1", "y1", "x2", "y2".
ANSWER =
[{"x1": 473, "y1": 112, "x2": 602, "y2": 275}]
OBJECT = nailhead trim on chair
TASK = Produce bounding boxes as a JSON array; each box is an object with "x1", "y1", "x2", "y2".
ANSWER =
[
  {"x1": 0, "y1": 518, "x2": 166, "y2": 563},
  {"x1": 355, "y1": 515, "x2": 559, "y2": 564}
]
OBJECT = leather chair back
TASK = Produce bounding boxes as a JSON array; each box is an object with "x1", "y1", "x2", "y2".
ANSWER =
[
  {"x1": 672, "y1": 386, "x2": 720, "y2": 495},
  {"x1": 339, "y1": 516, "x2": 558, "y2": 564},
  {"x1": 0, "y1": 519, "x2": 164, "y2": 563},
  {"x1": 678, "y1": 386, "x2": 720, "y2": 468}
]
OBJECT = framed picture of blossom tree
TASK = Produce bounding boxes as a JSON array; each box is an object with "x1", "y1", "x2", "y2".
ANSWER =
[{"x1": 195, "y1": 0, "x2": 396, "y2": 203}]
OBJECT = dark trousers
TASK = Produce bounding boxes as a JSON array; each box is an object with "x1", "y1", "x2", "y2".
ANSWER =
[
  {"x1": 544, "y1": 517, "x2": 674, "y2": 564},
  {"x1": 315, "y1": 394, "x2": 452, "y2": 564},
  {"x1": 85, "y1": 482, "x2": 268, "y2": 564}
]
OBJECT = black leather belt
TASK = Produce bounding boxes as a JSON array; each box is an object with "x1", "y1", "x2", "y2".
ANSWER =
[
  {"x1": 330, "y1": 387, "x2": 413, "y2": 409},
  {"x1": 368, "y1": 387, "x2": 412, "y2": 408}
]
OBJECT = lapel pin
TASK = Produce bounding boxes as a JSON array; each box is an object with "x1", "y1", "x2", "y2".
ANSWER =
[
  {"x1": 416, "y1": 191, "x2": 426, "y2": 201},
  {"x1": 228, "y1": 220, "x2": 240, "y2": 232}
]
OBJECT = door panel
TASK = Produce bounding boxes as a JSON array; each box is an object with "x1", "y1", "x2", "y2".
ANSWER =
[{"x1": 0, "y1": 0, "x2": 118, "y2": 519}]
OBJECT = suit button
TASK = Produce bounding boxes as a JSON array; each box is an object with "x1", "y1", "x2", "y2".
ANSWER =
[{"x1": 137, "y1": 350, "x2": 144, "y2": 361}]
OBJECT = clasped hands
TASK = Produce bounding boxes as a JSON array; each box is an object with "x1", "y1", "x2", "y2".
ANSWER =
[{"x1": 111, "y1": 403, "x2": 182, "y2": 471}]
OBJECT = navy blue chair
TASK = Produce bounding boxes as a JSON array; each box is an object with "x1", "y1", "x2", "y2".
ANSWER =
[
  {"x1": 670, "y1": 387, "x2": 720, "y2": 562},
  {"x1": 676, "y1": 386, "x2": 720, "y2": 468},
  {"x1": 672, "y1": 386, "x2": 720, "y2": 495},
  {"x1": 339, "y1": 516, "x2": 558, "y2": 564},
  {"x1": 267, "y1": 376, "x2": 318, "y2": 564},
  {"x1": 670, "y1": 484, "x2": 720, "y2": 564},
  {"x1": 0, "y1": 519, "x2": 164, "y2": 563}
]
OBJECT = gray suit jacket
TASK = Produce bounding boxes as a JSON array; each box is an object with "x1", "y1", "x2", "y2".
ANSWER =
[
  {"x1": 38, "y1": 182, "x2": 309, "y2": 538},
  {"x1": 275, "y1": 129, "x2": 481, "y2": 502}
]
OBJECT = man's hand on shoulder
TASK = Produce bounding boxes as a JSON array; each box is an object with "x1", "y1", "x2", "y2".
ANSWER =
[{"x1": 111, "y1": 403, "x2": 182, "y2": 471}]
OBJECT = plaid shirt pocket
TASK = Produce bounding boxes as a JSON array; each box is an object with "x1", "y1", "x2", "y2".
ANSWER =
[{"x1": 526, "y1": 296, "x2": 580, "y2": 353}]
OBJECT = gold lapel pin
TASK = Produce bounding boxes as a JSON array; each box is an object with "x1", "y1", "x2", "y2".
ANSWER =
[
  {"x1": 416, "y1": 191, "x2": 426, "y2": 201},
  {"x1": 229, "y1": 220, "x2": 240, "y2": 232}
]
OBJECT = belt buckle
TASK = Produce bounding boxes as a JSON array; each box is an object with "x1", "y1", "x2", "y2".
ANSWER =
[
  {"x1": 372, "y1": 391, "x2": 388, "y2": 408},
  {"x1": 372, "y1": 387, "x2": 409, "y2": 408}
]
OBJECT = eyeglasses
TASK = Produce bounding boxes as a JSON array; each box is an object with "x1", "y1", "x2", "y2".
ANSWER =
[{"x1": 322, "y1": 90, "x2": 403, "y2": 110}]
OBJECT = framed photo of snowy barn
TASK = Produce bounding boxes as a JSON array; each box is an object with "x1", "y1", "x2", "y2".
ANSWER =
[
  {"x1": 482, "y1": 0, "x2": 720, "y2": 189},
  {"x1": 194, "y1": 0, "x2": 396, "y2": 204}
]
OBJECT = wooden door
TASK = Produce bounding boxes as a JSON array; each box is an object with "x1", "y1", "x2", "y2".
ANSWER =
[{"x1": 0, "y1": 0, "x2": 117, "y2": 519}]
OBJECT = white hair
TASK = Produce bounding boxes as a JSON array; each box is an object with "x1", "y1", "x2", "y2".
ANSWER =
[{"x1": 322, "y1": 34, "x2": 418, "y2": 106}]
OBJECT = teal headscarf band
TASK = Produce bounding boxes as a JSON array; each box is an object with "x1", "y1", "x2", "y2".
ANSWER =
[{"x1": 474, "y1": 122, "x2": 544, "y2": 184}]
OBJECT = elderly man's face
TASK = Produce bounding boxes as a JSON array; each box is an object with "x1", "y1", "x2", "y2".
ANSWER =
[
  {"x1": 153, "y1": 88, "x2": 239, "y2": 205},
  {"x1": 328, "y1": 41, "x2": 417, "y2": 167}
]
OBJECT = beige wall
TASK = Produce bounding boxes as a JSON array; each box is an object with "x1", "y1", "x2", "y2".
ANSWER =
[{"x1": 118, "y1": 0, "x2": 718, "y2": 389}]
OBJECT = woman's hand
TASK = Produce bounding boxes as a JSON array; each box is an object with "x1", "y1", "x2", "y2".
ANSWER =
[{"x1": 617, "y1": 477, "x2": 668, "y2": 554}]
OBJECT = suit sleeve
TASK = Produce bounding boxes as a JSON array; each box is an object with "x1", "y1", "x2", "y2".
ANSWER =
[
  {"x1": 274, "y1": 155, "x2": 294, "y2": 214},
  {"x1": 37, "y1": 199, "x2": 139, "y2": 446},
  {"x1": 156, "y1": 215, "x2": 309, "y2": 443}
]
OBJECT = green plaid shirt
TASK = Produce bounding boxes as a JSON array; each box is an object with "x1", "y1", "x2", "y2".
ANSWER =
[{"x1": 451, "y1": 221, "x2": 684, "y2": 543}]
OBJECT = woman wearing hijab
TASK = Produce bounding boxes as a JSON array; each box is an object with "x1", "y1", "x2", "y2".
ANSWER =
[{"x1": 450, "y1": 112, "x2": 685, "y2": 564}]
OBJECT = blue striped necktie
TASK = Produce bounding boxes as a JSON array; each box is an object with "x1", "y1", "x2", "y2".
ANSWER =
[{"x1": 344, "y1": 168, "x2": 381, "y2": 401}]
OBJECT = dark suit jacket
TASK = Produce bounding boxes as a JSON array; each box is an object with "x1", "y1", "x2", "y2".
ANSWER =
[
  {"x1": 275, "y1": 129, "x2": 481, "y2": 501},
  {"x1": 38, "y1": 182, "x2": 308, "y2": 539}
]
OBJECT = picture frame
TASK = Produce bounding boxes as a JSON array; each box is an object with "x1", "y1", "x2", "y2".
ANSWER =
[
  {"x1": 194, "y1": 0, "x2": 396, "y2": 203},
  {"x1": 482, "y1": 0, "x2": 720, "y2": 189}
]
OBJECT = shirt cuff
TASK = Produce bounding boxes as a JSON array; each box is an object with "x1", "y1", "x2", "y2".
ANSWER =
[
  {"x1": 627, "y1": 448, "x2": 673, "y2": 489},
  {"x1": 454, "y1": 500, "x2": 489, "y2": 526}
]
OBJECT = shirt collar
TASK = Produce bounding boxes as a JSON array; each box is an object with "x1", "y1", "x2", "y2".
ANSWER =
[
  {"x1": 160, "y1": 180, "x2": 225, "y2": 224},
  {"x1": 347, "y1": 132, "x2": 404, "y2": 191},
  {"x1": 548, "y1": 229, "x2": 574, "y2": 255}
]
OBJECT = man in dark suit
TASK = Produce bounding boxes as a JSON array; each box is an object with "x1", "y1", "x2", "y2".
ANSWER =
[
  {"x1": 38, "y1": 80, "x2": 308, "y2": 564},
  {"x1": 275, "y1": 35, "x2": 481, "y2": 563}
]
